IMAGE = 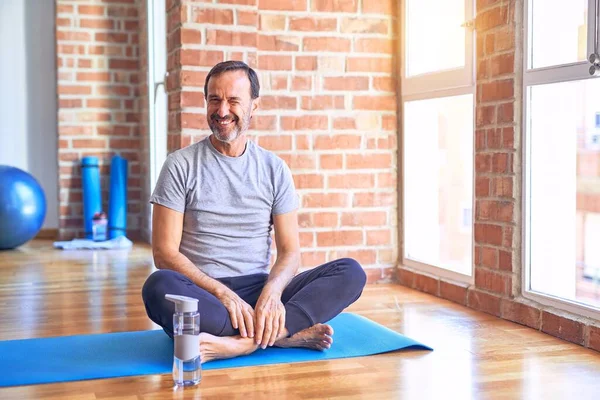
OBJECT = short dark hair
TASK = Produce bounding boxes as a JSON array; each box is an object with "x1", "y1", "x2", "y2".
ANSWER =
[{"x1": 204, "y1": 61, "x2": 260, "y2": 100}]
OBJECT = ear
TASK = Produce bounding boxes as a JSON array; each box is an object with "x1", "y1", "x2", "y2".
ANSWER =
[{"x1": 251, "y1": 97, "x2": 260, "y2": 116}]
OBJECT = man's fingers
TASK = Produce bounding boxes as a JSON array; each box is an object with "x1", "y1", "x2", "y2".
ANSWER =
[
  {"x1": 278, "y1": 311, "x2": 286, "y2": 340},
  {"x1": 243, "y1": 307, "x2": 254, "y2": 338},
  {"x1": 261, "y1": 317, "x2": 272, "y2": 349},
  {"x1": 255, "y1": 313, "x2": 265, "y2": 345},
  {"x1": 229, "y1": 304, "x2": 238, "y2": 330},
  {"x1": 269, "y1": 318, "x2": 279, "y2": 347},
  {"x1": 237, "y1": 308, "x2": 247, "y2": 338}
]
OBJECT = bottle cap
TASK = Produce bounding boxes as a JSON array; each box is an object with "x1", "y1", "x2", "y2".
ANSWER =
[{"x1": 165, "y1": 294, "x2": 198, "y2": 313}]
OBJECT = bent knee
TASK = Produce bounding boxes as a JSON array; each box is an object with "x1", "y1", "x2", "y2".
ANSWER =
[
  {"x1": 337, "y1": 258, "x2": 367, "y2": 289},
  {"x1": 141, "y1": 269, "x2": 181, "y2": 305}
]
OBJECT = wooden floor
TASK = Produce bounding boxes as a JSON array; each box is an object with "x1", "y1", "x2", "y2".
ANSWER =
[{"x1": 1, "y1": 241, "x2": 600, "y2": 399}]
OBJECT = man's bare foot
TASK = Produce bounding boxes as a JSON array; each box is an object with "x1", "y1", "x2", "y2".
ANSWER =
[
  {"x1": 274, "y1": 324, "x2": 334, "y2": 351},
  {"x1": 199, "y1": 333, "x2": 259, "y2": 363}
]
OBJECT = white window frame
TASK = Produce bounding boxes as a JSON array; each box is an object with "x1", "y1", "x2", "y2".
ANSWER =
[
  {"x1": 147, "y1": 0, "x2": 168, "y2": 237},
  {"x1": 522, "y1": 0, "x2": 600, "y2": 319},
  {"x1": 399, "y1": 0, "x2": 476, "y2": 284}
]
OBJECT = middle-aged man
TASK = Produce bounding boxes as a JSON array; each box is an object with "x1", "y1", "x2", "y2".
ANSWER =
[{"x1": 142, "y1": 60, "x2": 366, "y2": 363}]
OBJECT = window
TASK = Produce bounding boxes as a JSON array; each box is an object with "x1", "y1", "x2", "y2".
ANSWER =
[
  {"x1": 524, "y1": 0, "x2": 600, "y2": 314},
  {"x1": 401, "y1": 0, "x2": 476, "y2": 280}
]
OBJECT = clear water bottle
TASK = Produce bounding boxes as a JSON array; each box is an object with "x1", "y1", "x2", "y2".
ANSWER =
[{"x1": 165, "y1": 294, "x2": 201, "y2": 387}]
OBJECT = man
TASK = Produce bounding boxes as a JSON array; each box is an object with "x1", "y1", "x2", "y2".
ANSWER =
[{"x1": 142, "y1": 60, "x2": 366, "y2": 363}]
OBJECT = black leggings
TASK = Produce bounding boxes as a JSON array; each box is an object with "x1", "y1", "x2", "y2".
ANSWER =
[{"x1": 141, "y1": 258, "x2": 366, "y2": 338}]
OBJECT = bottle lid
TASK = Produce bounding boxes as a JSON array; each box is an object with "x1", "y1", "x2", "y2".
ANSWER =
[{"x1": 165, "y1": 294, "x2": 198, "y2": 313}]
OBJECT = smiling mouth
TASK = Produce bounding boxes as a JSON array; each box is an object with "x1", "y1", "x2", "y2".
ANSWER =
[{"x1": 217, "y1": 120, "x2": 233, "y2": 126}]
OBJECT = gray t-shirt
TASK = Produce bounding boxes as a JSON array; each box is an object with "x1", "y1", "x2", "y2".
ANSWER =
[{"x1": 150, "y1": 137, "x2": 299, "y2": 278}]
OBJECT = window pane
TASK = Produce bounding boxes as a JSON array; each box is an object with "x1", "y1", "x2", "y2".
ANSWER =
[
  {"x1": 528, "y1": 78, "x2": 600, "y2": 309},
  {"x1": 405, "y1": 0, "x2": 466, "y2": 77},
  {"x1": 404, "y1": 94, "x2": 473, "y2": 275},
  {"x1": 530, "y1": 0, "x2": 588, "y2": 69}
]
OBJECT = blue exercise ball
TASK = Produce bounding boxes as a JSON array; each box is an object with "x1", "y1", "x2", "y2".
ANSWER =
[{"x1": 0, "y1": 165, "x2": 46, "y2": 250}]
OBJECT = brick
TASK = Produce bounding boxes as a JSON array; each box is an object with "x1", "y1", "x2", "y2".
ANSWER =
[
  {"x1": 492, "y1": 177, "x2": 513, "y2": 197},
  {"x1": 541, "y1": 312, "x2": 585, "y2": 345},
  {"x1": 497, "y1": 102, "x2": 514, "y2": 124},
  {"x1": 181, "y1": 91, "x2": 205, "y2": 108},
  {"x1": 281, "y1": 116, "x2": 328, "y2": 130},
  {"x1": 304, "y1": 37, "x2": 351, "y2": 53},
  {"x1": 353, "y1": 96, "x2": 396, "y2": 111},
  {"x1": 312, "y1": 0, "x2": 358, "y2": 12},
  {"x1": 492, "y1": 153, "x2": 511, "y2": 173},
  {"x1": 292, "y1": 76, "x2": 312, "y2": 91},
  {"x1": 474, "y1": 223, "x2": 503, "y2": 246},
  {"x1": 324, "y1": 77, "x2": 369, "y2": 91},
  {"x1": 303, "y1": 193, "x2": 348, "y2": 208},
  {"x1": 354, "y1": 38, "x2": 394, "y2": 54},
  {"x1": 333, "y1": 118, "x2": 356, "y2": 130},
  {"x1": 480, "y1": 246, "x2": 498, "y2": 268},
  {"x1": 320, "y1": 154, "x2": 343, "y2": 169},
  {"x1": 474, "y1": 268, "x2": 511, "y2": 295},
  {"x1": 329, "y1": 174, "x2": 375, "y2": 189},
  {"x1": 481, "y1": 79, "x2": 514, "y2": 102},
  {"x1": 495, "y1": 28, "x2": 515, "y2": 52},
  {"x1": 312, "y1": 212, "x2": 339, "y2": 227},
  {"x1": 347, "y1": 57, "x2": 392, "y2": 73},
  {"x1": 191, "y1": 8, "x2": 233, "y2": 24},
  {"x1": 397, "y1": 268, "x2": 415, "y2": 287},
  {"x1": 317, "y1": 231, "x2": 363, "y2": 247},
  {"x1": 181, "y1": 70, "x2": 207, "y2": 87},
  {"x1": 414, "y1": 273, "x2": 439, "y2": 296},
  {"x1": 301, "y1": 251, "x2": 327, "y2": 267},
  {"x1": 207, "y1": 30, "x2": 257, "y2": 47},
  {"x1": 181, "y1": 50, "x2": 223, "y2": 67},
  {"x1": 361, "y1": 1, "x2": 394, "y2": 15},
  {"x1": 300, "y1": 232, "x2": 314, "y2": 247},
  {"x1": 293, "y1": 174, "x2": 324, "y2": 189},
  {"x1": 301, "y1": 95, "x2": 344, "y2": 110},
  {"x1": 478, "y1": 200, "x2": 514, "y2": 223},
  {"x1": 366, "y1": 229, "x2": 391, "y2": 245},
  {"x1": 500, "y1": 300, "x2": 541, "y2": 329},
  {"x1": 282, "y1": 154, "x2": 317, "y2": 169},
  {"x1": 260, "y1": 96, "x2": 297, "y2": 110},
  {"x1": 314, "y1": 135, "x2": 361, "y2": 149},
  {"x1": 491, "y1": 52, "x2": 514, "y2": 77},
  {"x1": 440, "y1": 281, "x2": 468, "y2": 305},
  {"x1": 589, "y1": 326, "x2": 600, "y2": 352},
  {"x1": 259, "y1": 0, "x2": 307, "y2": 11},
  {"x1": 341, "y1": 18, "x2": 388, "y2": 34},
  {"x1": 259, "y1": 35, "x2": 301, "y2": 51},
  {"x1": 353, "y1": 192, "x2": 395, "y2": 207},
  {"x1": 296, "y1": 56, "x2": 317, "y2": 71},
  {"x1": 477, "y1": 105, "x2": 495, "y2": 127},
  {"x1": 476, "y1": 5, "x2": 509, "y2": 32},
  {"x1": 289, "y1": 17, "x2": 337, "y2": 31},
  {"x1": 259, "y1": 55, "x2": 292, "y2": 70},
  {"x1": 332, "y1": 250, "x2": 376, "y2": 265},
  {"x1": 72, "y1": 139, "x2": 106, "y2": 149},
  {"x1": 341, "y1": 211, "x2": 386, "y2": 227},
  {"x1": 347, "y1": 154, "x2": 392, "y2": 169},
  {"x1": 295, "y1": 135, "x2": 311, "y2": 150},
  {"x1": 259, "y1": 15, "x2": 286, "y2": 31},
  {"x1": 258, "y1": 135, "x2": 292, "y2": 151},
  {"x1": 78, "y1": 5, "x2": 105, "y2": 15},
  {"x1": 373, "y1": 77, "x2": 395, "y2": 92},
  {"x1": 468, "y1": 289, "x2": 501, "y2": 316}
]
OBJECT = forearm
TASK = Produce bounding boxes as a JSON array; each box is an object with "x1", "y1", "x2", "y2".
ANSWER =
[
  {"x1": 153, "y1": 249, "x2": 229, "y2": 298},
  {"x1": 264, "y1": 251, "x2": 301, "y2": 296}
]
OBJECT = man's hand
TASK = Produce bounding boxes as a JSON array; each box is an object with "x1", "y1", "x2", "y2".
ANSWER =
[
  {"x1": 254, "y1": 289, "x2": 286, "y2": 349},
  {"x1": 215, "y1": 289, "x2": 255, "y2": 338}
]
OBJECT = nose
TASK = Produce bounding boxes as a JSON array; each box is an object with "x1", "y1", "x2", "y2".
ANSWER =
[{"x1": 217, "y1": 100, "x2": 229, "y2": 118}]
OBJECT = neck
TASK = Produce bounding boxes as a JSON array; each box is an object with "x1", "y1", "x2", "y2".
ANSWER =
[{"x1": 210, "y1": 134, "x2": 248, "y2": 157}]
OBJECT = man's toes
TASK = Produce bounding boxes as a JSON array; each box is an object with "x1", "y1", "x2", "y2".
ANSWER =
[{"x1": 323, "y1": 325, "x2": 334, "y2": 336}]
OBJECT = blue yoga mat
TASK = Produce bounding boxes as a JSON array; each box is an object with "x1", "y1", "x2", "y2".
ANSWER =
[
  {"x1": 81, "y1": 156, "x2": 101, "y2": 240},
  {"x1": 108, "y1": 155, "x2": 127, "y2": 239},
  {"x1": 0, "y1": 313, "x2": 431, "y2": 387}
]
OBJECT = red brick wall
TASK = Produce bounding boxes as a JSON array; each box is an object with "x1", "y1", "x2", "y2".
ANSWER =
[
  {"x1": 56, "y1": 0, "x2": 142, "y2": 239},
  {"x1": 397, "y1": 0, "x2": 600, "y2": 353},
  {"x1": 166, "y1": 0, "x2": 398, "y2": 279}
]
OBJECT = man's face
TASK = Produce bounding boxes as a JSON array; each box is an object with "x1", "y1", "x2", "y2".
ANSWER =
[{"x1": 206, "y1": 70, "x2": 257, "y2": 143}]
